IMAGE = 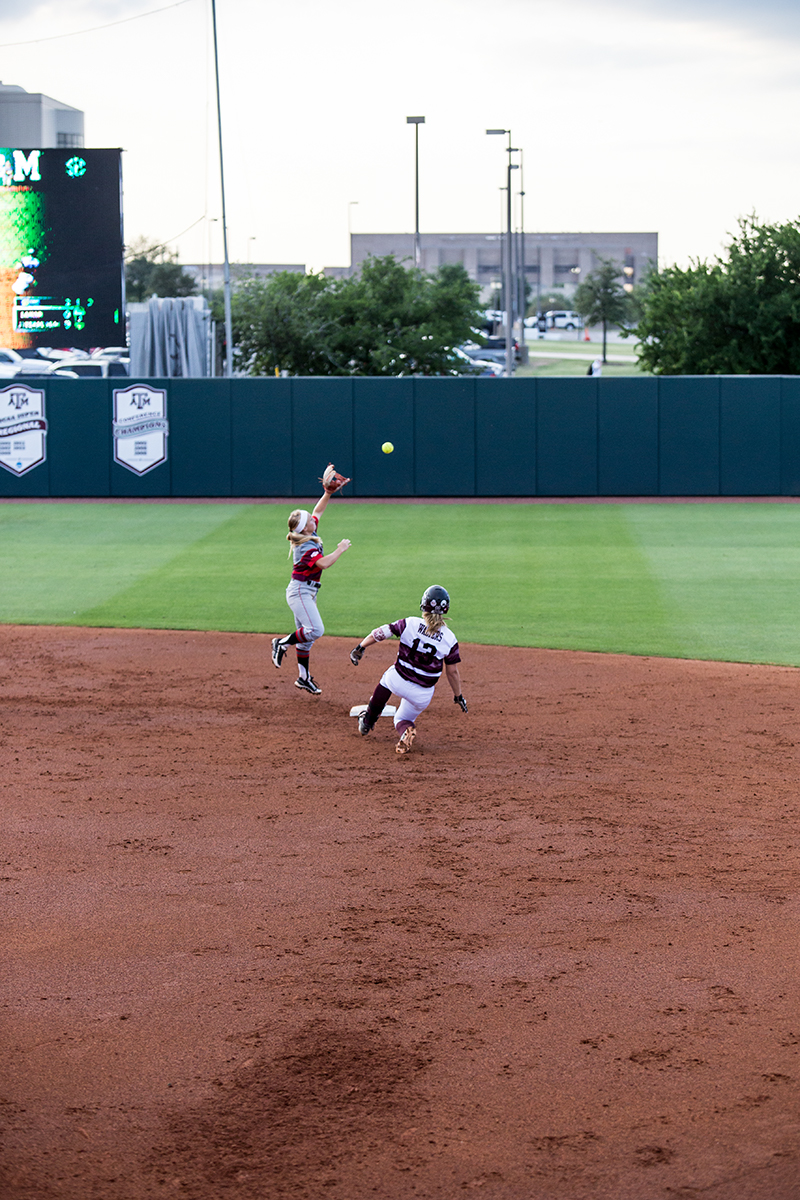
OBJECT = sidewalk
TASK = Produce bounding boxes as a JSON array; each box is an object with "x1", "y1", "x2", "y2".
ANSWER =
[
  {"x1": 526, "y1": 347, "x2": 637, "y2": 363},
  {"x1": 523, "y1": 326, "x2": 638, "y2": 364}
]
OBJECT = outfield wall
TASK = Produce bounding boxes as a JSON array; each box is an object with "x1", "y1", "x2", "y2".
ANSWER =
[{"x1": 3, "y1": 374, "x2": 800, "y2": 498}]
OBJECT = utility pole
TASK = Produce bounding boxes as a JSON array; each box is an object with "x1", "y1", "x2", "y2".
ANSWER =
[
  {"x1": 487, "y1": 129, "x2": 519, "y2": 376},
  {"x1": 211, "y1": 0, "x2": 233, "y2": 378},
  {"x1": 406, "y1": 117, "x2": 425, "y2": 269},
  {"x1": 518, "y1": 150, "x2": 526, "y2": 362}
]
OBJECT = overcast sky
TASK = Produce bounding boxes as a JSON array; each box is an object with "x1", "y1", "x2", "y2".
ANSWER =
[{"x1": 0, "y1": 0, "x2": 798, "y2": 272}]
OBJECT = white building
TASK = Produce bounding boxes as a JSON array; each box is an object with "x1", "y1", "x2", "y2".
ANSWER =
[
  {"x1": 325, "y1": 231, "x2": 658, "y2": 299},
  {"x1": 0, "y1": 82, "x2": 84, "y2": 148}
]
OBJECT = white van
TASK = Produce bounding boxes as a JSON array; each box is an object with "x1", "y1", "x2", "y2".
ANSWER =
[{"x1": 545, "y1": 310, "x2": 583, "y2": 330}]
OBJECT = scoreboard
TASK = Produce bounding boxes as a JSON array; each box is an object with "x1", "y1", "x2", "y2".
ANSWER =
[{"x1": 0, "y1": 147, "x2": 123, "y2": 350}]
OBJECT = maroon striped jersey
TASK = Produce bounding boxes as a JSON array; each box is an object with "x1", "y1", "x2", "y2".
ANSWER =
[
  {"x1": 373, "y1": 617, "x2": 460, "y2": 689},
  {"x1": 291, "y1": 517, "x2": 323, "y2": 582}
]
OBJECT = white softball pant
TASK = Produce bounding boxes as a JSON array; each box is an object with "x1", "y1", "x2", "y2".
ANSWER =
[
  {"x1": 380, "y1": 664, "x2": 436, "y2": 729},
  {"x1": 286, "y1": 581, "x2": 324, "y2": 648}
]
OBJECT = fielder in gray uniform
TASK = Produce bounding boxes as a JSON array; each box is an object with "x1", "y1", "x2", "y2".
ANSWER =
[
  {"x1": 271, "y1": 487, "x2": 351, "y2": 694},
  {"x1": 350, "y1": 585, "x2": 468, "y2": 755}
]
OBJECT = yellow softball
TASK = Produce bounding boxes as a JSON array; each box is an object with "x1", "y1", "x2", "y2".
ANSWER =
[{"x1": 382, "y1": 441, "x2": 394, "y2": 454}]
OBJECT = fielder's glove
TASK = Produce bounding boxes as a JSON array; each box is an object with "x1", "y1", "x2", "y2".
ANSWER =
[
  {"x1": 321, "y1": 462, "x2": 351, "y2": 494},
  {"x1": 454, "y1": 694, "x2": 468, "y2": 713},
  {"x1": 350, "y1": 644, "x2": 364, "y2": 666}
]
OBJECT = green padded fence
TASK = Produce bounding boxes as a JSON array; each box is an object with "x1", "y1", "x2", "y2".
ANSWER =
[{"x1": 2, "y1": 374, "x2": 800, "y2": 498}]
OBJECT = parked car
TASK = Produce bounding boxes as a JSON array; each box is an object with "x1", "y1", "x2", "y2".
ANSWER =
[
  {"x1": 461, "y1": 336, "x2": 520, "y2": 365},
  {"x1": 5, "y1": 347, "x2": 93, "y2": 377},
  {"x1": 461, "y1": 343, "x2": 505, "y2": 367},
  {"x1": 451, "y1": 346, "x2": 504, "y2": 377},
  {"x1": 545, "y1": 310, "x2": 583, "y2": 330},
  {"x1": 51, "y1": 358, "x2": 129, "y2": 378},
  {"x1": 13, "y1": 357, "x2": 63, "y2": 377},
  {"x1": 14, "y1": 367, "x2": 81, "y2": 379},
  {"x1": 0, "y1": 347, "x2": 24, "y2": 378},
  {"x1": 42, "y1": 347, "x2": 90, "y2": 361},
  {"x1": 90, "y1": 346, "x2": 130, "y2": 362},
  {"x1": 13, "y1": 357, "x2": 129, "y2": 380}
]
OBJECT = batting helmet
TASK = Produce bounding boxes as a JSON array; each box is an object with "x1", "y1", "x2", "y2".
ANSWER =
[{"x1": 420, "y1": 585, "x2": 450, "y2": 614}]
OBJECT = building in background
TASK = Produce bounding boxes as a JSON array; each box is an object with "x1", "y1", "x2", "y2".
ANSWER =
[
  {"x1": 182, "y1": 262, "x2": 305, "y2": 292},
  {"x1": 325, "y1": 231, "x2": 658, "y2": 301},
  {"x1": 0, "y1": 82, "x2": 84, "y2": 148}
]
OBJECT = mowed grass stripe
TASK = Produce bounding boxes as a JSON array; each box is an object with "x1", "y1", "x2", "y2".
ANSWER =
[
  {"x1": 3, "y1": 501, "x2": 800, "y2": 665},
  {"x1": 627, "y1": 503, "x2": 800, "y2": 665},
  {"x1": 0, "y1": 503, "x2": 245, "y2": 625},
  {"x1": 80, "y1": 504, "x2": 676, "y2": 650}
]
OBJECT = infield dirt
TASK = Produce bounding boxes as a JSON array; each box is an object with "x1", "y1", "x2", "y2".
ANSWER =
[{"x1": 3, "y1": 625, "x2": 800, "y2": 1200}]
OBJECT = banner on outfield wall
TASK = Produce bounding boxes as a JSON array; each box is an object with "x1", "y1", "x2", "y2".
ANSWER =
[
  {"x1": 112, "y1": 384, "x2": 168, "y2": 475},
  {"x1": 0, "y1": 384, "x2": 47, "y2": 475}
]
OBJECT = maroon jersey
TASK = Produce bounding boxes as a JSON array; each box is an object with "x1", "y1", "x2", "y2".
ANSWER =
[
  {"x1": 291, "y1": 516, "x2": 323, "y2": 583},
  {"x1": 373, "y1": 617, "x2": 461, "y2": 689}
]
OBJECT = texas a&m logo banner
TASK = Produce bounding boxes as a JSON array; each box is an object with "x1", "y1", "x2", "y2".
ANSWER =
[
  {"x1": 0, "y1": 384, "x2": 47, "y2": 475},
  {"x1": 112, "y1": 384, "x2": 168, "y2": 475}
]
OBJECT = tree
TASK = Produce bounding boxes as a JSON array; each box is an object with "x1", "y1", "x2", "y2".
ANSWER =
[
  {"x1": 634, "y1": 216, "x2": 800, "y2": 375},
  {"x1": 219, "y1": 255, "x2": 484, "y2": 376},
  {"x1": 125, "y1": 237, "x2": 198, "y2": 303},
  {"x1": 572, "y1": 257, "x2": 631, "y2": 363},
  {"x1": 527, "y1": 289, "x2": 576, "y2": 317},
  {"x1": 223, "y1": 270, "x2": 338, "y2": 376}
]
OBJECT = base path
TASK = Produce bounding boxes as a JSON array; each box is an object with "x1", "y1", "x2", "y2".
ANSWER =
[{"x1": 3, "y1": 626, "x2": 800, "y2": 1200}]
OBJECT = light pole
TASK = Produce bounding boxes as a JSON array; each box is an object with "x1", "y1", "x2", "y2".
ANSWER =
[
  {"x1": 517, "y1": 150, "x2": 526, "y2": 360},
  {"x1": 247, "y1": 236, "x2": 256, "y2": 264},
  {"x1": 406, "y1": 116, "x2": 425, "y2": 269},
  {"x1": 348, "y1": 200, "x2": 359, "y2": 266},
  {"x1": 211, "y1": 0, "x2": 233, "y2": 378},
  {"x1": 486, "y1": 128, "x2": 519, "y2": 376},
  {"x1": 203, "y1": 216, "x2": 218, "y2": 295}
]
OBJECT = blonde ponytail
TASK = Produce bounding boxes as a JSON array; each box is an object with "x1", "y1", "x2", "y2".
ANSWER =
[
  {"x1": 423, "y1": 611, "x2": 446, "y2": 635},
  {"x1": 286, "y1": 509, "x2": 321, "y2": 552}
]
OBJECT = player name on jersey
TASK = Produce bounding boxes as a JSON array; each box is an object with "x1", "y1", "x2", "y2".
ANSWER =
[{"x1": 380, "y1": 616, "x2": 461, "y2": 689}]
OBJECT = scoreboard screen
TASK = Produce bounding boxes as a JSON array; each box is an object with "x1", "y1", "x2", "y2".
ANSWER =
[{"x1": 0, "y1": 148, "x2": 123, "y2": 350}]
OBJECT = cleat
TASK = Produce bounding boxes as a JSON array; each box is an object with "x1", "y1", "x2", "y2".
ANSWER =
[
  {"x1": 358, "y1": 714, "x2": 374, "y2": 736},
  {"x1": 271, "y1": 637, "x2": 288, "y2": 668},
  {"x1": 395, "y1": 727, "x2": 416, "y2": 756},
  {"x1": 294, "y1": 676, "x2": 321, "y2": 695}
]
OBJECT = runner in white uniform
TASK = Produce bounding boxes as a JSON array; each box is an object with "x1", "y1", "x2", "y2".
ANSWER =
[
  {"x1": 349, "y1": 585, "x2": 468, "y2": 755},
  {"x1": 271, "y1": 488, "x2": 351, "y2": 694}
]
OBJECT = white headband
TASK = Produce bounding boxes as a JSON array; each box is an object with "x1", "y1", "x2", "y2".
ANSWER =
[{"x1": 292, "y1": 509, "x2": 311, "y2": 535}]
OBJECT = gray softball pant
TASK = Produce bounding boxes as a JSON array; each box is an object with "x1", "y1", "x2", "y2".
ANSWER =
[{"x1": 286, "y1": 580, "x2": 325, "y2": 648}]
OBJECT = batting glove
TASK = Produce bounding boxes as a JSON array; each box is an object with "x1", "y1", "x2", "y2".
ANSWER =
[
  {"x1": 350, "y1": 644, "x2": 364, "y2": 666},
  {"x1": 454, "y1": 694, "x2": 468, "y2": 713}
]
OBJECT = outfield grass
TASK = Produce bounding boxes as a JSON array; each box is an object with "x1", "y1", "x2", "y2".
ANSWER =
[
  {"x1": 516, "y1": 357, "x2": 644, "y2": 377},
  {"x1": 3, "y1": 501, "x2": 800, "y2": 665},
  {"x1": 516, "y1": 343, "x2": 644, "y2": 378}
]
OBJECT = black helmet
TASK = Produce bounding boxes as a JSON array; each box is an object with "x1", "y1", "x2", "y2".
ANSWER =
[{"x1": 420, "y1": 585, "x2": 450, "y2": 614}]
